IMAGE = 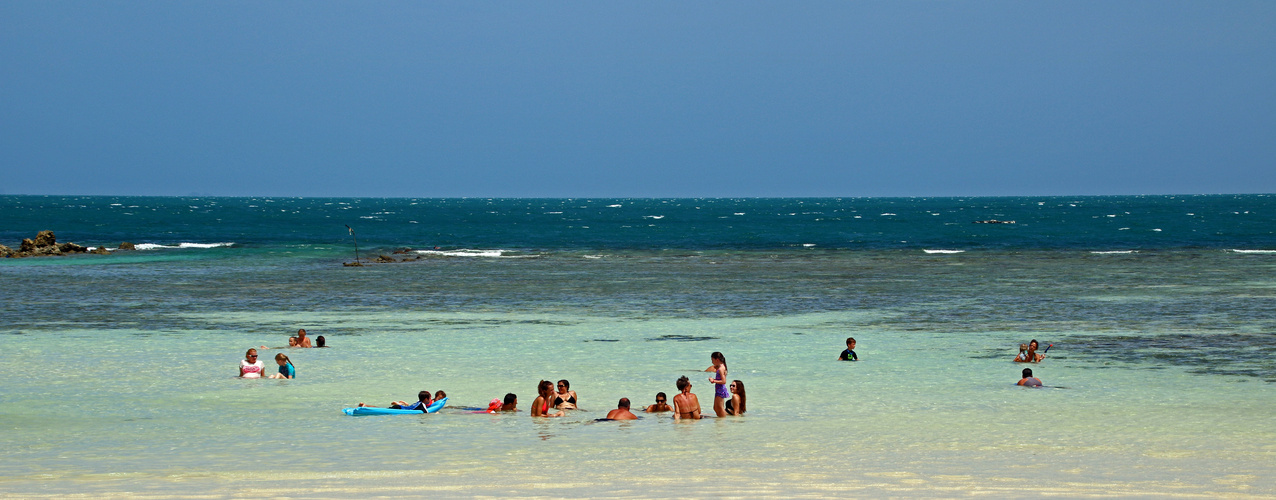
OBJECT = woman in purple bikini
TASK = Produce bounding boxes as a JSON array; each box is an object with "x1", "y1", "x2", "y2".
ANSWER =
[{"x1": 705, "y1": 351, "x2": 729, "y2": 417}]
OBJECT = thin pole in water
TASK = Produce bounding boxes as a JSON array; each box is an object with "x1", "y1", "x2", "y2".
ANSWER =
[{"x1": 345, "y1": 224, "x2": 360, "y2": 265}]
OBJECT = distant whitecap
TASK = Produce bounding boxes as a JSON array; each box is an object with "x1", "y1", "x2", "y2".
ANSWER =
[
  {"x1": 1091, "y1": 250, "x2": 1137, "y2": 254},
  {"x1": 1230, "y1": 249, "x2": 1276, "y2": 254},
  {"x1": 923, "y1": 249, "x2": 965, "y2": 254}
]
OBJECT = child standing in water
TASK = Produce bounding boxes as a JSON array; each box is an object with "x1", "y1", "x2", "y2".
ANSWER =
[
  {"x1": 267, "y1": 353, "x2": 295, "y2": 379},
  {"x1": 706, "y1": 352, "x2": 728, "y2": 417},
  {"x1": 838, "y1": 337, "x2": 858, "y2": 361}
]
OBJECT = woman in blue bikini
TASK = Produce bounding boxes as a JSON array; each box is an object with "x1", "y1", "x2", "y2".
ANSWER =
[{"x1": 705, "y1": 351, "x2": 728, "y2": 417}]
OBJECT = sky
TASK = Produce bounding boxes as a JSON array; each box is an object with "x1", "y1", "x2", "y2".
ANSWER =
[{"x1": 2, "y1": 1, "x2": 1274, "y2": 198}]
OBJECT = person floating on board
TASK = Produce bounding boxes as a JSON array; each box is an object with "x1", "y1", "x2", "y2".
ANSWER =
[
  {"x1": 1017, "y1": 368, "x2": 1043, "y2": 387},
  {"x1": 839, "y1": 337, "x2": 858, "y2": 361},
  {"x1": 605, "y1": 398, "x2": 639, "y2": 420},
  {"x1": 358, "y1": 390, "x2": 433, "y2": 412}
]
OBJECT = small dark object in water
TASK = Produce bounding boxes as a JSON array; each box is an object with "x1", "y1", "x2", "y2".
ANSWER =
[
  {"x1": 646, "y1": 334, "x2": 719, "y2": 342},
  {"x1": 343, "y1": 261, "x2": 363, "y2": 267},
  {"x1": 586, "y1": 339, "x2": 620, "y2": 342}
]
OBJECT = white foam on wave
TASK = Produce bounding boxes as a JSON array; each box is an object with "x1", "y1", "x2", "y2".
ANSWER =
[
  {"x1": 607, "y1": 204, "x2": 622, "y2": 208},
  {"x1": 413, "y1": 248, "x2": 537, "y2": 258},
  {"x1": 802, "y1": 243, "x2": 816, "y2": 248},
  {"x1": 1230, "y1": 249, "x2": 1276, "y2": 254},
  {"x1": 133, "y1": 242, "x2": 235, "y2": 251},
  {"x1": 643, "y1": 215, "x2": 664, "y2": 219},
  {"x1": 1091, "y1": 250, "x2": 1138, "y2": 254},
  {"x1": 881, "y1": 213, "x2": 896, "y2": 216},
  {"x1": 923, "y1": 249, "x2": 965, "y2": 254}
]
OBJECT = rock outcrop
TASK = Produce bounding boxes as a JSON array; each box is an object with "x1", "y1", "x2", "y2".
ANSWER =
[
  {"x1": 3, "y1": 231, "x2": 112, "y2": 258},
  {"x1": 119, "y1": 242, "x2": 136, "y2": 250}
]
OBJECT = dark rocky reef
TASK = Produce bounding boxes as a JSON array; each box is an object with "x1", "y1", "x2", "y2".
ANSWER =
[{"x1": 2, "y1": 231, "x2": 131, "y2": 258}]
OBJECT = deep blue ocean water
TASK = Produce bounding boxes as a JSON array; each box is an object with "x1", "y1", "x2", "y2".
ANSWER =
[{"x1": 3, "y1": 194, "x2": 1274, "y2": 254}]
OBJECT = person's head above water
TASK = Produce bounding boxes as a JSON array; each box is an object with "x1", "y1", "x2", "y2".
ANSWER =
[
  {"x1": 315, "y1": 335, "x2": 326, "y2": 347},
  {"x1": 557, "y1": 380, "x2": 571, "y2": 393},
  {"x1": 1022, "y1": 368, "x2": 1033, "y2": 378},
  {"x1": 538, "y1": 380, "x2": 554, "y2": 397},
  {"x1": 1029, "y1": 339, "x2": 1039, "y2": 350},
  {"x1": 418, "y1": 390, "x2": 432, "y2": 403},
  {"x1": 618, "y1": 398, "x2": 631, "y2": 409},
  {"x1": 846, "y1": 337, "x2": 856, "y2": 348},
  {"x1": 504, "y1": 393, "x2": 517, "y2": 406},
  {"x1": 297, "y1": 328, "x2": 307, "y2": 338},
  {"x1": 676, "y1": 375, "x2": 691, "y2": 392},
  {"x1": 655, "y1": 392, "x2": 667, "y2": 404},
  {"x1": 245, "y1": 348, "x2": 258, "y2": 360}
]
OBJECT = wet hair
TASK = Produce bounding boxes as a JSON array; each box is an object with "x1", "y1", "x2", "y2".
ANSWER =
[
  {"x1": 618, "y1": 398, "x2": 631, "y2": 409},
  {"x1": 732, "y1": 380, "x2": 747, "y2": 413},
  {"x1": 503, "y1": 393, "x2": 517, "y2": 405},
  {"x1": 711, "y1": 351, "x2": 727, "y2": 371},
  {"x1": 557, "y1": 379, "x2": 570, "y2": 391},
  {"x1": 418, "y1": 390, "x2": 432, "y2": 402},
  {"x1": 538, "y1": 380, "x2": 554, "y2": 397},
  {"x1": 846, "y1": 337, "x2": 855, "y2": 345},
  {"x1": 434, "y1": 390, "x2": 446, "y2": 400},
  {"x1": 1022, "y1": 368, "x2": 1033, "y2": 378},
  {"x1": 274, "y1": 353, "x2": 290, "y2": 363},
  {"x1": 676, "y1": 375, "x2": 690, "y2": 392},
  {"x1": 315, "y1": 336, "x2": 326, "y2": 347},
  {"x1": 655, "y1": 392, "x2": 668, "y2": 403}
]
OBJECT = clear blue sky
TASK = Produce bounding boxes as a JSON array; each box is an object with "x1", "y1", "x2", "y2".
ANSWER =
[{"x1": 2, "y1": 1, "x2": 1273, "y2": 197}]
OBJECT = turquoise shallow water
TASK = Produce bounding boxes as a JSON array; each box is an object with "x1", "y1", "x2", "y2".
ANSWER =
[{"x1": 1, "y1": 196, "x2": 1275, "y2": 497}]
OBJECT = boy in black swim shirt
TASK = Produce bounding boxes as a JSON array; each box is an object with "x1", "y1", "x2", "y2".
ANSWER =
[{"x1": 839, "y1": 337, "x2": 858, "y2": 361}]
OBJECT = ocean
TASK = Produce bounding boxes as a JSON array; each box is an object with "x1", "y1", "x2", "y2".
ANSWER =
[{"x1": 1, "y1": 195, "x2": 1274, "y2": 497}]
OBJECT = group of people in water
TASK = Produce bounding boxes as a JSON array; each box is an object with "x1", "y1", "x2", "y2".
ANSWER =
[
  {"x1": 1013, "y1": 338, "x2": 1049, "y2": 386},
  {"x1": 238, "y1": 329, "x2": 1048, "y2": 416},
  {"x1": 345, "y1": 351, "x2": 748, "y2": 421},
  {"x1": 237, "y1": 329, "x2": 328, "y2": 379}
]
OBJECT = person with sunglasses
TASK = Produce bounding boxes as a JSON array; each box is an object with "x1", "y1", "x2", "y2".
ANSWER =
[
  {"x1": 643, "y1": 392, "x2": 672, "y2": 412},
  {"x1": 239, "y1": 348, "x2": 265, "y2": 378},
  {"x1": 553, "y1": 379, "x2": 578, "y2": 410}
]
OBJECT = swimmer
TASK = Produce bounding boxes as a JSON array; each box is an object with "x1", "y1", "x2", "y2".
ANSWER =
[
  {"x1": 434, "y1": 390, "x2": 447, "y2": 402},
  {"x1": 725, "y1": 380, "x2": 746, "y2": 415},
  {"x1": 838, "y1": 337, "x2": 858, "y2": 361},
  {"x1": 643, "y1": 392, "x2": 671, "y2": 412},
  {"x1": 673, "y1": 376, "x2": 702, "y2": 420},
  {"x1": 315, "y1": 335, "x2": 326, "y2": 347},
  {"x1": 1025, "y1": 339, "x2": 1045, "y2": 363},
  {"x1": 483, "y1": 398, "x2": 503, "y2": 413},
  {"x1": 531, "y1": 381, "x2": 564, "y2": 417},
  {"x1": 239, "y1": 348, "x2": 264, "y2": 378},
  {"x1": 553, "y1": 379, "x2": 578, "y2": 410},
  {"x1": 292, "y1": 329, "x2": 313, "y2": 348},
  {"x1": 1017, "y1": 368, "x2": 1042, "y2": 387},
  {"x1": 266, "y1": 353, "x2": 295, "y2": 379},
  {"x1": 705, "y1": 352, "x2": 728, "y2": 417},
  {"x1": 501, "y1": 393, "x2": 518, "y2": 412},
  {"x1": 605, "y1": 398, "x2": 638, "y2": 420}
]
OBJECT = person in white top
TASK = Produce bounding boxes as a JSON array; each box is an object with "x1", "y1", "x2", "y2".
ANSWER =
[{"x1": 239, "y1": 348, "x2": 265, "y2": 378}]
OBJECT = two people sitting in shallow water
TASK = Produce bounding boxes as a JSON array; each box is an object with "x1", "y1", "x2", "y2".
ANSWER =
[
  {"x1": 238, "y1": 348, "x2": 295, "y2": 379},
  {"x1": 1015, "y1": 339, "x2": 1047, "y2": 363}
]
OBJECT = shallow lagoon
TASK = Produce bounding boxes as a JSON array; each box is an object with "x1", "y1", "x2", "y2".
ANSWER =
[{"x1": 2, "y1": 196, "x2": 1275, "y2": 497}]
